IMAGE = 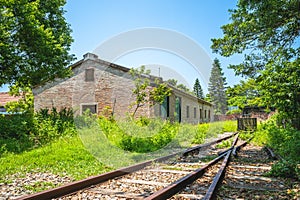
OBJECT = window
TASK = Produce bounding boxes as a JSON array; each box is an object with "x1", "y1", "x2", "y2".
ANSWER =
[
  {"x1": 175, "y1": 96, "x2": 181, "y2": 122},
  {"x1": 194, "y1": 107, "x2": 197, "y2": 118},
  {"x1": 208, "y1": 110, "x2": 211, "y2": 120},
  {"x1": 85, "y1": 68, "x2": 94, "y2": 82},
  {"x1": 160, "y1": 96, "x2": 169, "y2": 118},
  {"x1": 204, "y1": 110, "x2": 207, "y2": 119},
  {"x1": 186, "y1": 105, "x2": 189, "y2": 118},
  {"x1": 81, "y1": 104, "x2": 97, "y2": 114},
  {"x1": 200, "y1": 109, "x2": 202, "y2": 119}
]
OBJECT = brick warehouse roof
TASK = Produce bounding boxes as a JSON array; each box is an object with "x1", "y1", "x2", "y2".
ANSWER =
[{"x1": 0, "y1": 92, "x2": 21, "y2": 106}]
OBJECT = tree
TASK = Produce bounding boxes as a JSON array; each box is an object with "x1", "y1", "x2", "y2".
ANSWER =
[
  {"x1": 166, "y1": 79, "x2": 177, "y2": 87},
  {"x1": 177, "y1": 84, "x2": 190, "y2": 93},
  {"x1": 208, "y1": 58, "x2": 227, "y2": 114},
  {"x1": 0, "y1": 0, "x2": 74, "y2": 88},
  {"x1": 211, "y1": 0, "x2": 300, "y2": 129},
  {"x1": 227, "y1": 78, "x2": 264, "y2": 109},
  {"x1": 5, "y1": 83, "x2": 33, "y2": 113},
  {"x1": 129, "y1": 66, "x2": 172, "y2": 117},
  {"x1": 193, "y1": 78, "x2": 204, "y2": 99}
]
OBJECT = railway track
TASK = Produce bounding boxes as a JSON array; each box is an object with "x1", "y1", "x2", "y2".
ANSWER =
[{"x1": 17, "y1": 132, "x2": 298, "y2": 200}]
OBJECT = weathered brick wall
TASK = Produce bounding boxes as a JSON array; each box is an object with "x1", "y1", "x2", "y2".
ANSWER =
[
  {"x1": 33, "y1": 53, "x2": 212, "y2": 122},
  {"x1": 33, "y1": 53, "x2": 157, "y2": 118}
]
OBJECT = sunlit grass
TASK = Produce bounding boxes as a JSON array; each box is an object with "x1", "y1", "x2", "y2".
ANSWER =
[{"x1": 0, "y1": 135, "x2": 110, "y2": 181}]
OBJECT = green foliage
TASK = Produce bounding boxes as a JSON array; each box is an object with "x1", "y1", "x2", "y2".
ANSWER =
[
  {"x1": 193, "y1": 121, "x2": 237, "y2": 144},
  {"x1": 150, "y1": 79, "x2": 172, "y2": 105},
  {"x1": 0, "y1": 0, "x2": 74, "y2": 87},
  {"x1": 226, "y1": 109, "x2": 242, "y2": 115},
  {"x1": 99, "y1": 117, "x2": 178, "y2": 153},
  {"x1": 238, "y1": 131, "x2": 252, "y2": 140},
  {"x1": 193, "y1": 78, "x2": 204, "y2": 99},
  {"x1": 5, "y1": 84, "x2": 34, "y2": 113},
  {"x1": 253, "y1": 114, "x2": 300, "y2": 179},
  {"x1": 0, "y1": 135, "x2": 109, "y2": 183},
  {"x1": 166, "y1": 79, "x2": 178, "y2": 87},
  {"x1": 176, "y1": 84, "x2": 190, "y2": 93},
  {"x1": 0, "y1": 108, "x2": 75, "y2": 154},
  {"x1": 226, "y1": 79, "x2": 264, "y2": 109},
  {"x1": 208, "y1": 58, "x2": 227, "y2": 114},
  {"x1": 268, "y1": 160, "x2": 299, "y2": 179},
  {"x1": 129, "y1": 66, "x2": 171, "y2": 117},
  {"x1": 211, "y1": 0, "x2": 300, "y2": 129},
  {"x1": 215, "y1": 139, "x2": 232, "y2": 149},
  {"x1": 32, "y1": 108, "x2": 75, "y2": 143},
  {"x1": 222, "y1": 120, "x2": 237, "y2": 132}
]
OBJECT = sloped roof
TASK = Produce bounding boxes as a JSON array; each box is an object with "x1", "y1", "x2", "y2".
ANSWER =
[{"x1": 0, "y1": 92, "x2": 21, "y2": 106}]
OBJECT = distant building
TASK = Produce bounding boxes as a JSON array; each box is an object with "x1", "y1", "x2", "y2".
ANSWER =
[
  {"x1": 0, "y1": 92, "x2": 21, "y2": 113},
  {"x1": 33, "y1": 53, "x2": 213, "y2": 123}
]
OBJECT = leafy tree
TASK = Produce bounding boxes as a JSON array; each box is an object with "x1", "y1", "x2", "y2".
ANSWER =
[
  {"x1": 0, "y1": 0, "x2": 74, "y2": 88},
  {"x1": 205, "y1": 93, "x2": 211, "y2": 102},
  {"x1": 130, "y1": 66, "x2": 172, "y2": 117},
  {"x1": 166, "y1": 79, "x2": 178, "y2": 87},
  {"x1": 193, "y1": 78, "x2": 204, "y2": 99},
  {"x1": 177, "y1": 84, "x2": 190, "y2": 93},
  {"x1": 5, "y1": 83, "x2": 33, "y2": 113},
  {"x1": 211, "y1": 0, "x2": 300, "y2": 129},
  {"x1": 208, "y1": 58, "x2": 227, "y2": 114},
  {"x1": 227, "y1": 78, "x2": 264, "y2": 109}
]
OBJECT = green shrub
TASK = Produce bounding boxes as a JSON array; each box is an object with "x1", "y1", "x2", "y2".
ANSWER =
[
  {"x1": 0, "y1": 113, "x2": 34, "y2": 139},
  {"x1": 222, "y1": 120, "x2": 237, "y2": 132},
  {"x1": 0, "y1": 108, "x2": 76, "y2": 154},
  {"x1": 215, "y1": 139, "x2": 232, "y2": 148},
  {"x1": 98, "y1": 117, "x2": 178, "y2": 153},
  {"x1": 268, "y1": 160, "x2": 299, "y2": 179},
  {"x1": 253, "y1": 114, "x2": 300, "y2": 179},
  {"x1": 192, "y1": 121, "x2": 237, "y2": 144}
]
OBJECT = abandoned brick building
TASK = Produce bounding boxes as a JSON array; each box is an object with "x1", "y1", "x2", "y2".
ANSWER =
[{"x1": 33, "y1": 53, "x2": 213, "y2": 123}]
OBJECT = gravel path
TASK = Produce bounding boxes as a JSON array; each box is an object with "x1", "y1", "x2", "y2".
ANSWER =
[
  {"x1": 0, "y1": 172, "x2": 74, "y2": 200},
  {"x1": 217, "y1": 144, "x2": 299, "y2": 200}
]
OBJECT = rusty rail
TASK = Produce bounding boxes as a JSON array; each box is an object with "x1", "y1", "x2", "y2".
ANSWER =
[
  {"x1": 144, "y1": 149, "x2": 230, "y2": 200},
  {"x1": 17, "y1": 132, "x2": 238, "y2": 200}
]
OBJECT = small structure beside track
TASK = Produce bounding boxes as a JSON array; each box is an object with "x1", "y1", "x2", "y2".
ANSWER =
[{"x1": 237, "y1": 117, "x2": 257, "y2": 131}]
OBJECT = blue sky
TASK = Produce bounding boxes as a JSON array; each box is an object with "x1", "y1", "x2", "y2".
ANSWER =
[{"x1": 0, "y1": 0, "x2": 243, "y2": 93}]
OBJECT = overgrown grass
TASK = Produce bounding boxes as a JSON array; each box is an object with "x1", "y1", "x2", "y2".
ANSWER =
[
  {"x1": 0, "y1": 108, "x2": 76, "y2": 155},
  {"x1": 215, "y1": 139, "x2": 232, "y2": 149},
  {"x1": 98, "y1": 117, "x2": 179, "y2": 153},
  {"x1": 192, "y1": 120, "x2": 237, "y2": 144},
  {"x1": 251, "y1": 114, "x2": 300, "y2": 180},
  {"x1": 0, "y1": 135, "x2": 110, "y2": 192},
  {"x1": 0, "y1": 110, "x2": 238, "y2": 193}
]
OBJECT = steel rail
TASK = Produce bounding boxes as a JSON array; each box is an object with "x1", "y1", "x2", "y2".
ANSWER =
[
  {"x1": 17, "y1": 132, "x2": 238, "y2": 200},
  {"x1": 183, "y1": 132, "x2": 238, "y2": 156},
  {"x1": 203, "y1": 150, "x2": 231, "y2": 200},
  {"x1": 145, "y1": 134, "x2": 240, "y2": 199},
  {"x1": 204, "y1": 134, "x2": 257, "y2": 200},
  {"x1": 144, "y1": 149, "x2": 231, "y2": 200},
  {"x1": 232, "y1": 136, "x2": 253, "y2": 157}
]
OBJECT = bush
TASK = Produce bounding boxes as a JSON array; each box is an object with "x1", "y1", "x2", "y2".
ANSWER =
[
  {"x1": 98, "y1": 117, "x2": 178, "y2": 153},
  {"x1": 253, "y1": 114, "x2": 300, "y2": 179},
  {"x1": 193, "y1": 121, "x2": 237, "y2": 144},
  {"x1": 0, "y1": 108, "x2": 76, "y2": 154}
]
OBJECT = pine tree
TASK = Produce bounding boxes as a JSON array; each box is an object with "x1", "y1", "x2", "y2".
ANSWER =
[
  {"x1": 193, "y1": 78, "x2": 204, "y2": 99},
  {"x1": 208, "y1": 58, "x2": 227, "y2": 114}
]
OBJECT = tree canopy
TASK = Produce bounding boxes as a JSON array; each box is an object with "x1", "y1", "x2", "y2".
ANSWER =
[
  {"x1": 211, "y1": 0, "x2": 300, "y2": 128},
  {"x1": 226, "y1": 78, "x2": 264, "y2": 109},
  {"x1": 193, "y1": 78, "x2": 204, "y2": 99},
  {"x1": 208, "y1": 58, "x2": 227, "y2": 114},
  {"x1": 0, "y1": 0, "x2": 74, "y2": 88}
]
